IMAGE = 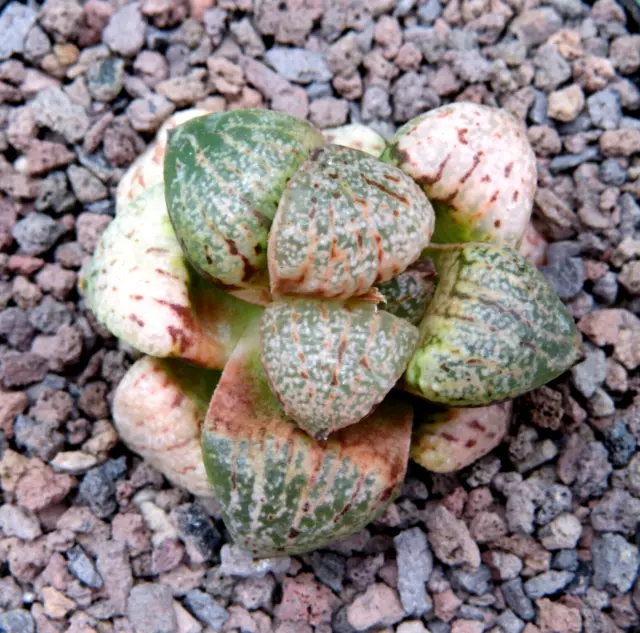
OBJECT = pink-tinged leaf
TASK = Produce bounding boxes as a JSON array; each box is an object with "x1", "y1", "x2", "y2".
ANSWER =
[
  {"x1": 383, "y1": 103, "x2": 537, "y2": 248},
  {"x1": 411, "y1": 401, "x2": 512, "y2": 473},
  {"x1": 113, "y1": 356, "x2": 221, "y2": 497},
  {"x1": 201, "y1": 322, "x2": 413, "y2": 557}
]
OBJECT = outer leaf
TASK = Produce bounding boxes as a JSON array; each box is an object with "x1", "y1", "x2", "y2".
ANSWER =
[
  {"x1": 259, "y1": 298, "x2": 419, "y2": 439},
  {"x1": 382, "y1": 103, "x2": 537, "y2": 248},
  {"x1": 116, "y1": 109, "x2": 209, "y2": 210},
  {"x1": 84, "y1": 184, "x2": 262, "y2": 368},
  {"x1": 113, "y1": 356, "x2": 220, "y2": 497},
  {"x1": 404, "y1": 243, "x2": 582, "y2": 406},
  {"x1": 269, "y1": 145, "x2": 435, "y2": 300},
  {"x1": 164, "y1": 109, "x2": 324, "y2": 287},
  {"x1": 201, "y1": 322, "x2": 413, "y2": 557},
  {"x1": 322, "y1": 123, "x2": 387, "y2": 157},
  {"x1": 411, "y1": 401, "x2": 512, "y2": 473},
  {"x1": 376, "y1": 260, "x2": 436, "y2": 325}
]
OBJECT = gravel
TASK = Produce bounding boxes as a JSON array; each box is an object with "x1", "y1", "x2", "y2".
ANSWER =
[
  {"x1": 592, "y1": 534, "x2": 639, "y2": 595},
  {"x1": 394, "y1": 527, "x2": 433, "y2": 616}
]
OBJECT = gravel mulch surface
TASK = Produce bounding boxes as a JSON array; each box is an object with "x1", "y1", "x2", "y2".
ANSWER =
[{"x1": 1, "y1": 0, "x2": 640, "y2": 632}]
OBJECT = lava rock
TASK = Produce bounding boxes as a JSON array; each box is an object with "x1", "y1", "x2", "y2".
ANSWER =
[
  {"x1": 12, "y1": 213, "x2": 65, "y2": 256},
  {"x1": 592, "y1": 533, "x2": 639, "y2": 595}
]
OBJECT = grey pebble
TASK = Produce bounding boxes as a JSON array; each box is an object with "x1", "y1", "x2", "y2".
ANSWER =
[
  {"x1": 103, "y1": 2, "x2": 146, "y2": 57},
  {"x1": 127, "y1": 583, "x2": 177, "y2": 633},
  {"x1": 558, "y1": 115, "x2": 592, "y2": 135},
  {"x1": 28, "y1": 296, "x2": 73, "y2": 334},
  {"x1": 592, "y1": 271, "x2": 618, "y2": 304},
  {"x1": 361, "y1": 85, "x2": 392, "y2": 122},
  {"x1": 533, "y1": 44, "x2": 571, "y2": 92},
  {"x1": 450, "y1": 565, "x2": 492, "y2": 596},
  {"x1": 306, "y1": 82, "x2": 333, "y2": 100},
  {"x1": 549, "y1": 147, "x2": 601, "y2": 172},
  {"x1": 264, "y1": 47, "x2": 332, "y2": 83},
  {"x1": 309, "y1": 551, "x2": 346, "y2": 593},
  {"x1": 427, "y1": 621, "x2": 451, "y2": 633},
  {"x1": 87, "y1": 57, "x2": 125, "y2": 102},
  {"x1": 495, "y1": 609, "x2": 525, "y2": 633},
  {"x1": 570, "y1": 343, "x2": 606, "y2": 398},
  {"x1": 219, "y1": 543, "x2": 290, "y2": 578},
  {"x1": 0, "y1": 3, "x2": 37, "y2": 60},
  {"x1": 592, "y1": 533, "x2": 639, "y2": 595},
  {"x1": 36, "y1": 172, "x2": 75, "y2": 214},
  {"x1": 523, "y1": 570, "x2": 574, "y2": 599},
  {"x1": 602, "y1": 420, "x2": 636, "y2": 467},
  {"x1": 12, "y1": 213, "x2": 65, "y2": 256},
  {"x1": 457, "y1": 605, "x2": 485, "y2": 621},
  {"x1": 541, "y1": 256, "x2": 584, "y2": 300},
  {"x1": 566, "y1": 560, "x2": 592, "y2": 596},
  {"x1": 79, "y1": 466, "x2": 117, "y2": 519},
  {"x1": 552, "y1": 549, "x2": 579, "y2": 572},
  {"x1": 394, "y1": 527, "x2": 433, "y2": 616},
  {"x1": 591, "y1": 489, "x2": 640, "y2": 535},
  {"x1": 0, "y1": 609, "x2": 35, "y2": 633},
  {"x1": 619, "y1": 115, "x2": 640, "y2": 131},
  {"x1": 67, "y1": 165, "x2": 108, "y2": 204},
  {"x1": 587, "y1": 388, "x2": 615, "y2": 418},
  {"x1": 501, "y1": 578, "x2": 535, "y2": 621},
  {"x1": 0, "y1": 307, "x2": 35, "y2": 351},
  {"x1": 173, "y1": 503, "x2": 221, "y2": 563},
  {"x1": 529, "y1": 90, "x2": 551, "y2": 125},
  {"x1": 599, "y1": 158, "x2": 627, "y2": 186},
  {"x1": 32, "y1": 88, "x2": 90, "y2": 144},
  {"x1": 572, "y1": 441, "x2": 612, "y2": 501},
  {"x1": 587, "y1": 90, "x2": 622, "y2": 130},
  {"x1": 67, "y1": 545, "x2": 103, "y2": 589},
  {"x1": 14, "y1": 414, "x2": 64, "y2": 461},
  {"x1": 184, "y1": 589, "x2": 230, "y2": 631},
  {"x1": 417, "y1": 0, "x2": 442, "y2": 23},
  {"x1": 536, "y1": 484, "x2": 572, "y2": 526}
]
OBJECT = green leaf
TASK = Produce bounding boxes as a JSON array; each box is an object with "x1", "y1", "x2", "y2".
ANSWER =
[
  {"x1": 201, "y1": 322, "x2": 413, "y2": 557},
  {"x1": 268, "y1": 144, "x2": 435, "y2": 301},
  {"x1": 84, "y1": 184, "x2": 262, "y2": 369},
  {"x1": 411, "y1": 401, "x2": 512, "y2": 473},
  {"x1": 113, "y1": 356, "x2": 220, "y2": 497},
  {"x1": 404, "y1": 243, "x2": 582, "y2": 406},
  {"x1": 382, "y1": 103, "x2": 537, "y2": 248},
  {"x1": 259, "y1": 298, "x2": 419, "y2": 439},
  {"x1": 164, "y1": 109, "x2": 324, "y2": 287},
  {"x1": 376, "y1": 260, "x2": 436, "y2": 325}
]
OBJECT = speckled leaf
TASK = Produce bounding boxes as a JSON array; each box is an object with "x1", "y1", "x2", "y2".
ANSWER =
[
  {"x1": 269, "y1": 145, "x2": 435, "y2": 300},
  {"x1": 322, "y1": 123, "x2": 387, "y2": 158},
  {"x1": 404, "y1": 243, "x2": 582, "y2": 406},
  {"x1": 376, "y1": 260, "x2": 436, "y2": 325},
  {"x1": 164, "y1": 109, "x2": 324, "y2": 287},
  {"x1": 113, "y1": 356, "x2": 220, "y2": 497},
  {"x1": 259, "y1": 298, "x2": 419, "y2": 439},
  {"x1": 411, "y1": 401, "x2": 512, "y2": 473},
  {"x1": 382, "y1": 103, "x2": 537, "y2": 248},
  {"x1": 116, "y1": 109, "x2": 209, "y2": 210},
  {"x1": 201, "y1": 322, "x2": 413, "y2": 557},
  {"x1": 84, "y1": 184, "x2": 262, "y2": 368}
]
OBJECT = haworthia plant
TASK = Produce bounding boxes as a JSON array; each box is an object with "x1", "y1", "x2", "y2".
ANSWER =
[
  {"x1": 322, "y1": 123, "x2": 387, "y2": 158},
  {"x1": 268, "y1": 144, "x2": 435, "y2": 300},
  {"x1": 84, "y1": 184, "x2": 262, "y2": 369},
  {"x1": 201, "y1": 322, "x2": 413, "y2": 557},
  {"x1": 113, "y1": 356, "x2": 221, "y2": 497},
  {"x1": 404, "y1": 243, "x2": 582, "y2": 405},
  {"x1": 259, "y1": 298, "x2": 419, "y2": 439},
  {"x1": 376, "y1": 260, "x2": 436, "y2": 325},
  {"x1": 411, "y1": 401, "x2": 512, "y2": 473},
  {"x1": 164, "y1": 109, "x2": 324, "y2": 288},
  {"x1": 383, "y1": 103, "x2": 537, "y2": 248}
]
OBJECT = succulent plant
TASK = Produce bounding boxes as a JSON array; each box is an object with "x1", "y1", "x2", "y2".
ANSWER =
[{"x1": 85, "y1": 105, "x2": 580, "y2": 558}]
